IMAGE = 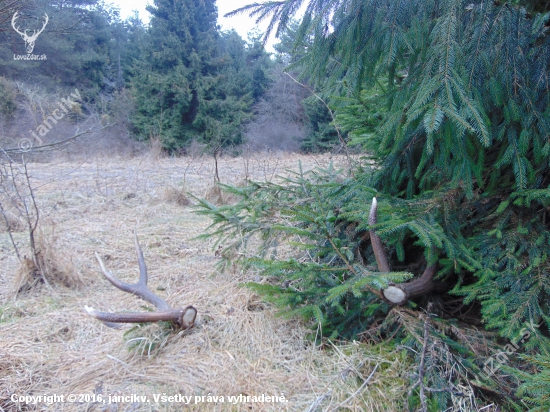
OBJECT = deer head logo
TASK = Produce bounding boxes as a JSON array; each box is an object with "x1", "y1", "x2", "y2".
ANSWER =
[{"x1": 12, "y1": 12, "x2": 49, "y2": 54}]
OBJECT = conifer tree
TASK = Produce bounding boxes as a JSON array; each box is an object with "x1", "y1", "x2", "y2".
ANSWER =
[
  {"x1": 130, "y1": 0, "x2": 219, "y2": 149},
  {"x1": 130, "y1": 0, "x2": 268, "y2": 150},
  {"x1": 202, "y1": 0, "x2": 550, "y2": 408}
]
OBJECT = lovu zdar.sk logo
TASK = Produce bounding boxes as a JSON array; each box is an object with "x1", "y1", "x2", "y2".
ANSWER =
[{"x1": 11, "y1": 12, "x2": 48, "y2": 59}]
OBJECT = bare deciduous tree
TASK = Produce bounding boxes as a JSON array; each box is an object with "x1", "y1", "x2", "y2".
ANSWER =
[
  {"x1": 245, "y1": 66, "x2": 308, "y2": 152},
  {"x1": 0, "y1": 156, "x2": 48, "y2": 285}
]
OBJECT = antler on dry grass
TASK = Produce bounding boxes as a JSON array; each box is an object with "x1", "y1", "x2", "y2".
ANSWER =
[{"x1": 85, "y1": 231, "x2": 197, "y2": 329}]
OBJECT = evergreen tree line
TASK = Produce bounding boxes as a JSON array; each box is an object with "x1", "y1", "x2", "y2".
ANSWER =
[{"x1": 0, "y1": 0, "x2": 338, "y2": 153}]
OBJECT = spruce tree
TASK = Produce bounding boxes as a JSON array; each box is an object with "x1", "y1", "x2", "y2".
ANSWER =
[
  {"x1": 130, "y1": 0, "x2": 268, "y2": 150},
  {"x1": 202, "y1": 0, "x2": 550, "y2": 408},
  {"x1": 130, "y1": 0, "x2": 219, "y2": 149}
]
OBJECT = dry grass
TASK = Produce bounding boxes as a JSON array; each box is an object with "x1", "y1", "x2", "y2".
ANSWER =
[
  {"x1": 10, "y1": 228, "x2": 84, "y2": 295},
  {"x1": 162, "y1": 186, "x2": 191, "y2": 207},
  {"x1": 148, "y1": 137, "x2": 166, "y2": 162},
  {"x1": 0, "y1": 152, "x2": 408, "y2": 411},
  {"x1": 0, "y1": 208, "x2": 26, "y2": 233},
  {"x1": 204, "y1": 185, "x2": 224, "y2": 205}
]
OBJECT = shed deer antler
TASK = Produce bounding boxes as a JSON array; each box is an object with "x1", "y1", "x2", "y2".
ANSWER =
[
  {"x1": 369, "y1": 197, "x2": 441, "y2": 305},
  {"x1": 85, "y1": 232, "x2": 197, "y2": 329}
]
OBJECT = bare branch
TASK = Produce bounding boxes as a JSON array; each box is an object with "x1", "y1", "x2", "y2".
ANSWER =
[
  {"x1": 408, "y1": 308, "x2": 431, "y2": 412},
  {"x1": 284, "y1": 72, "x2": 353, "y2": 166},
  {"x1": 0, "y1": 201, "x2": 21, "y2": 261},
  {"x1": 0, "y1": 118, "x2": 110, "y2": 156}
]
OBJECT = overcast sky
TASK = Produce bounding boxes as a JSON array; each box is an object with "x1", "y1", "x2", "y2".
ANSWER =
[{"x1": 112, "y1": 0, "x2": 276, "y2": 46}]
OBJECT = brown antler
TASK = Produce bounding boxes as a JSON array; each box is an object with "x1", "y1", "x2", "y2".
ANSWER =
[
  {"x1": 369, "y1": 197, "x2": 440, "y2": 305},
  {"x1": 85, "y1": 231, "x2": 197, "y2": 329}
]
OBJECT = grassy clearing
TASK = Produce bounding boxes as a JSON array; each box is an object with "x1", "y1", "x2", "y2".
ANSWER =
[{"x1": 0, "y1": 152, "x2": 409, "y2": 411}]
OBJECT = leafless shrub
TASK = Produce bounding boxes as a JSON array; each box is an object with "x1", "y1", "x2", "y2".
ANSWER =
[
  {"x1": 204, "y1": 185, "x2": 224, "y2": 205},
  {"x1": 0, "y1": 81, "x2": 86, "y2": 162},
  {"x1": 0, "y1": 153, "x2": 82, "y2": 294},
  {"x1": 245, "y1": 68, "x2": 309, "y2": 152},
  {"x1": 0, "y1": 161, "x2": 39, "y2": 263},
  {"x1": 0, "y1": 194, "x2": 26, "y2": 233},
  {"x1": 148, "y1": 135, "x2": 166, "y2": 161},
  {"x1": 0, "y1": 81, "x2": 146, "y2": 161},
  {"x1": 62, "y1": 125, "x2": 147, "y2": 160},
  {"x1": 11, "y1": 227, "x2": 82, "y2": 295},
  {"x1": 76, "y1": 89, "x2": 147, "y2": 159},
  {"x1": 59, "y1": 89, "x2": 147, "y2": 160},
  {"x1": 247, "y1": 121, "x2": 304, "y2": 152},
  {"x1": 187, "y1": 139, "x2": 207, "y2": 158}
]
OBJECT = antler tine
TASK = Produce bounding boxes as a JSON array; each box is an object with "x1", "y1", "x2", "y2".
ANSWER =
[
  {"x1": 94, "y1": 241, "x2": 170, "y2": 311},
  {"x1": 134, "y1": 230, "x2": 148, "y2": 285},
  {"x1": 369, "y1": 197, "x2": 390, "y2": 272},
  {"x1": 95, "y1": 251, "x2": 129, "y2": 291}
]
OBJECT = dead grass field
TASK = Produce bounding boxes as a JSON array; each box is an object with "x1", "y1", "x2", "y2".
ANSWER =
[{"x1": 0, "y1": 152, "x2": 408, "y2": 412}]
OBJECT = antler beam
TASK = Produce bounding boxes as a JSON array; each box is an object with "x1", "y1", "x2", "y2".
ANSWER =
[
  {"x1": 369, "y1": 197, "x2": 439, "y2": 305},
  {"x1": 85, "y1": 232, "x2": 197, "y2": 329}
]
